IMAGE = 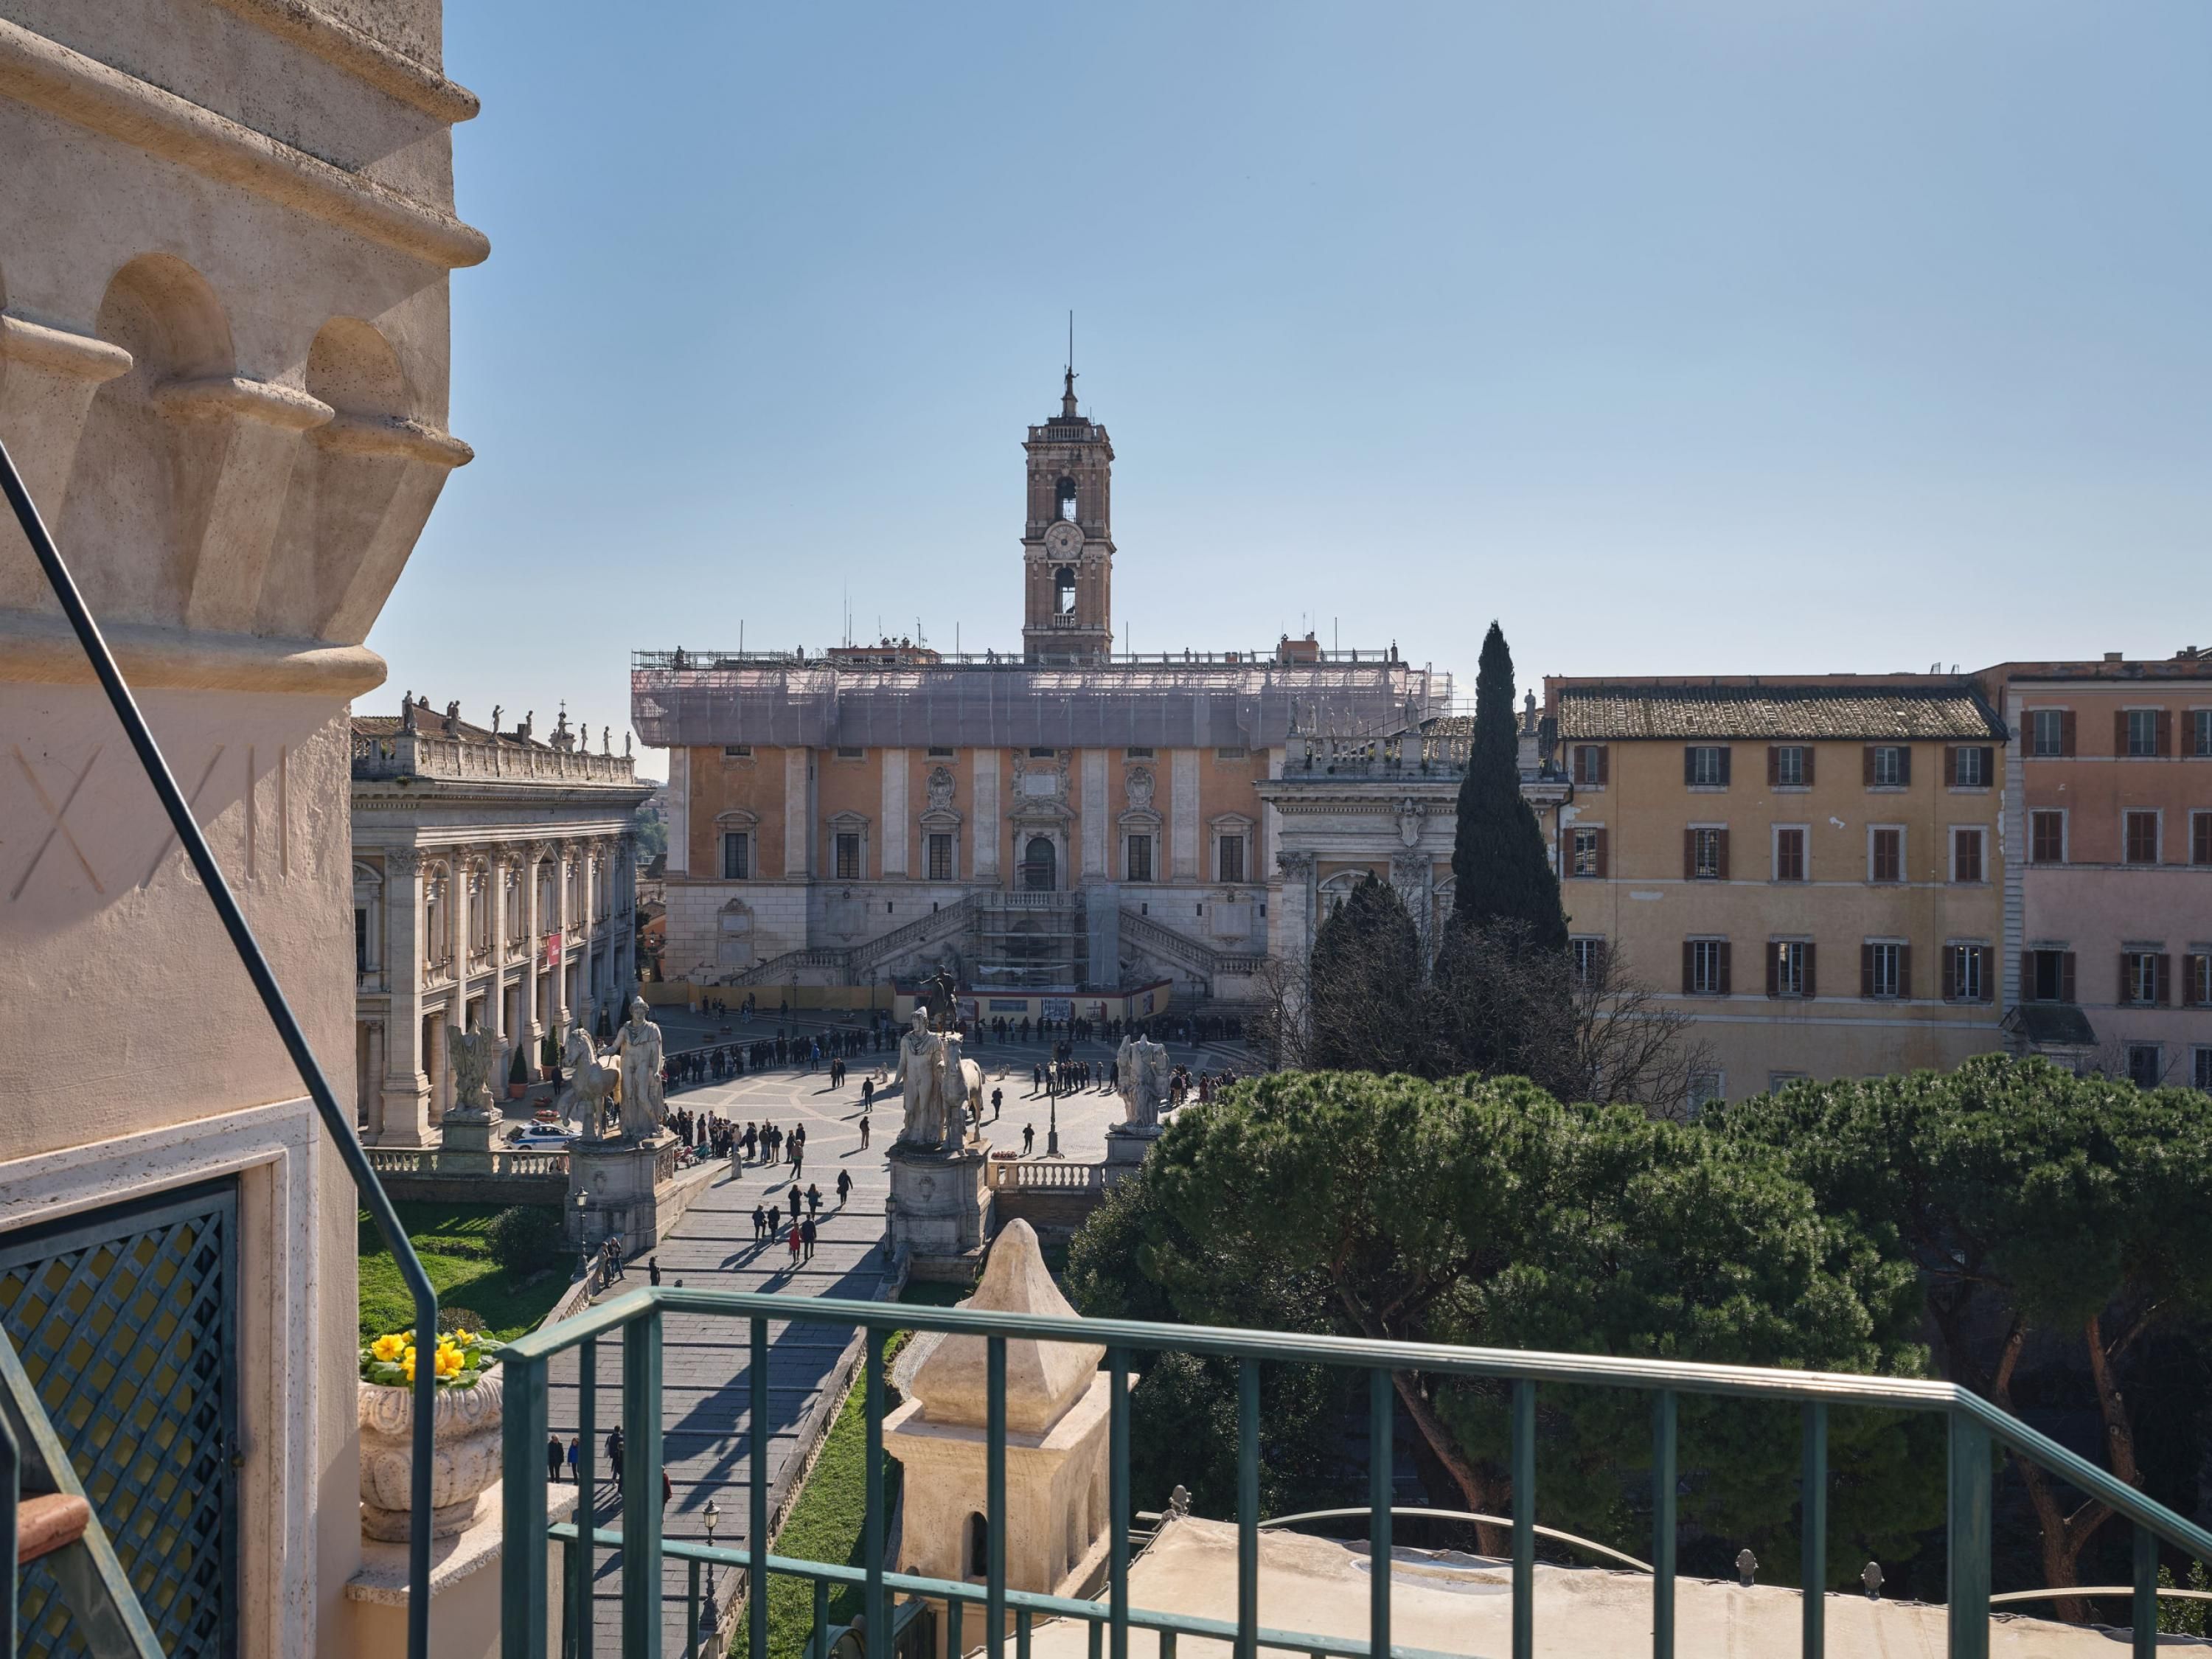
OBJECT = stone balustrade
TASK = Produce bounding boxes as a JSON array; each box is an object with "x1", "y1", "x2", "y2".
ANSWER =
[{"x1": 352, "y1": 731, "x2": 638, "y2": 786}]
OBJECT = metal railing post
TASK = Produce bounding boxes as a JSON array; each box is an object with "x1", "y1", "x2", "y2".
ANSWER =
[
  {"x1": 865, "y1": 1331, "x2": 887, "y2": 1644},
  {"x1": 1368, "y1": 1370, "x2": 1391, "y2": 1659},
  {"x1": 989, "y1": 1336, "x2": 1007, "y2": 1659},
  {"x1": 0, "y1": 434, "x2": 443, "y2": 1659},
  {"x1": 624, "y1": 1308, "x2": 666, "y2": 1659},
  {"x1": 2133, "y1": 1526, "x2": 2159, "y2": 1659},
  {"x1": 502, "y1": 1351, "x2": 552, "y2": 1659},
  {"x1": 1512, "y1": 1380, "x2": 1534, "y2": 1659},
  {"x1": 1947, "y1": 1412, "x2": 1991, "y2": 1659},
  {"x1": 577, "y1": 1337, "x2": 597, "y2": 1659},
  {"x1": 1109, "y1": 1349, "x2": 1130, "y2": 1659},
  {"x1": 1802, "y1": 1402, "x2": 1826, "y2": 1659},
  {"x1": 1238, "y1": 1360, "x2": 1260, "y2": 1659},
  {"x1": 1652, "y1": 1390, "x2": 1677, "y2": 1659},
  {"x1": 751, "y1": 1318, "x2": 769, "y2": 1659}
]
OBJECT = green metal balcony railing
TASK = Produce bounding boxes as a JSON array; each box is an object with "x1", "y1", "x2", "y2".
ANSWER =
[{"x1": 500, "y1": 1285, "x2": 2212, "y2": 1659}]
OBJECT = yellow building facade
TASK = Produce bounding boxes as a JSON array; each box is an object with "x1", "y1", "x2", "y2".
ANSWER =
[{"x1": 1545, "y1": 678, "x2": 2010, "y2": 1102}]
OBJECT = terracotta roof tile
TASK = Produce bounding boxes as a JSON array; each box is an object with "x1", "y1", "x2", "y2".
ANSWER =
[{"x1": 1556, "y1": 683, "x2": 2003, "y2": 742}]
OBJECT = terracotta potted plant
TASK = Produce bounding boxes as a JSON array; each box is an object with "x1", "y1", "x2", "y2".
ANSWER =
[
  {"x1": 357, "y1": 1326, "x2": 507, "y2": 1540},
  {"x1": 507, "y1": 1043, "x2": 529, "y2": 1101}
]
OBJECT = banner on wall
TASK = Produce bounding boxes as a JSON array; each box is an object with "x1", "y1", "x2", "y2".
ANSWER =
[{"x1": 543, "y1": 931, "x2": 563, "y2": 970}]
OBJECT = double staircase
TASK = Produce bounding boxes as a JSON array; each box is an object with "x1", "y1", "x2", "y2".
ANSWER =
[
  {"x1": 718, "y1": 895, "x2": 978, "y2": 989},
  {"x1": 1118, "y1": 907, "x2": 1267, "y2": 996}
]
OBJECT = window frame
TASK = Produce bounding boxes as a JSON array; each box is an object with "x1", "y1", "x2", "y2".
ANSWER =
[
  {"x1": 1216, "y1": 833, "x2": 1247, "y2": 884},
  {"x1": 1947, "y1": 942, "x2": 1991, "y2": 1004},
  {"x1": 834, "y1": 832, "x2": 863, "y2": 882},
  {"x1": 2029, "y1": 709, "x2": 2067, "y2": 758},
  {"x1": 1124, "y1": 833, "x2": 1153, "y2": 885},
  {"x1": 2124, "y1": 709, "x2": 2160, "y2": 759},
  {"x1": 720, "y1": 831, "x2": 751, "y2": 881},
  {"x1": 722, "y1": 744, "x2": 754, "y2": 760},
  {"x1": 2124, "y1": 810, "x2": 2161, "y2": 866},
  {"x1": 1865, "y1": 939, "x2": 1904, "y2": 1001},
  {"x1": 1950, "y1": 825, "x2": 1986, "y2": 885},
  {"x1": 2191, "y1": 709, "x2": 2212, "y2": 759},
  {"x1": 833, "y1": 745, "x2": 867, "y2": 762},
  {"x1": 1571, "y1": 936, "x2": 1607, "y2": 987},
  {"x1": 1688, "y1": 824, "x2": 1727, "y2": 881},
  {"x1": 1772, "y1": 745, "x2": 1810, "y2": 789},
  {"x1": 1868, "y1": 825, "x2": 1905, "y2": 884},
  {"x1": 1686, "y1": 745, "x2": 1731, "y2": 788},
  {"x1": 1947, "y1": 745, "x2": 1993, "y2": 790},
  {"x1": 927, "y1": 832, "x2": 956, "y2": 883},
  {"x1": 1688, "y1": 937, "x2": 1730, "y2": 996},
  {"x1": 2126, "y1": 1044, "x2": 2163, "y2": 1089},
  {"x1": 1571, "y1": 825, "x2": 1607, "y2": 879},
  {"x1": 2030, "y1": 809, "x2": 2067, "y2": 865},
  {"x1": 1773, "y1": 824, "x2": 1808, "y2": 883},
  {"x1": 1868, "y1": 745, "x2": 1910, "y2": 789},
  {"x1": 1770, "y1": 939, "x2": 1813, "y2": 999}
]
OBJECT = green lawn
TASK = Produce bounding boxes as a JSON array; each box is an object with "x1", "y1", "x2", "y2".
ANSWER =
[
  {"x1": 763, "y1": 1281, "x2": 968, "y2": 1658},
  {"x1": 357, "y1": 1202, "x2": 572, "y2": 1346}
]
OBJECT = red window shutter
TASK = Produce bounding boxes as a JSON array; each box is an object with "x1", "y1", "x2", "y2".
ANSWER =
[
  {"x1": 1718, "y1": 747, "x2": 1732, "y2": 785},
  {"x1": 1593, "y1": 827, "x2": 1609, "y2": 878},
  {"x1": 1596, "y1": 745, "x2": 1609, "y2": 785},
  {"x1": 2156, "y1": 710, "x2": 2174, "y2": 757},
  {"x1": 1863, "y1": 745, "x2": 1876, "y2": 785},
  {"x1": 2114, "y1": 710, "x2": 2129, "y2": 756},
  {"x1": 1717, "y1": 828, "x2": 1731, "y2": 880},
  {"x1": 1898, "y1": 944, "x2": 1911, "y2": 1000},
  {"x1": 1897, "y1": 748, "x2": 1912, "y2": 787},
  {"x1": 1802, "y1": 747, "x2": 1815, "y2": 786},
  {"x1": 1767, "y1": 746, "x2": 1781, "y2": 787},
  {"x1": 1682, "y1": 941, "x2": 1695, "y2": 995},
  {"x1": 2156, "y1": 954, "x2": 2171, "y2": 1006},
  {"x1": 1944, "y1": 747, "x2": 1958, "y2": 787},
  {"x1": 2061, "y1": 952, "x2": 2076, "y2": 1004},
  {"x1": 1718, "y1": 942, "x2": 1733, "y2": 995},
  {"x1": 2060, "y1": 710, "x2": 2076, "y2": 757},
  {"x1": 1802, "y1": 942, "x2": 1817, "y2": 1000},
  {"x1": 1861, "y1": 943, "x2": 1876, "y2": 998},
  {"x1": 1941, "y1": 945, "x2": 1955, "y2": 1001},
  {"x1": 1683, "y1": 830, "x2": 1696, "y2": 881},
  {"x1": 1684, "y1": 748, "x2": 1698, "y2": 785},
  {"x1": 1767, "y1": 945, "x2": 1781, "y2": 998}
]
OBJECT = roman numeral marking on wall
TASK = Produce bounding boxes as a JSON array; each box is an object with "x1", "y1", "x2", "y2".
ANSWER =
[{"x1": 10, "y1": 745, "x2": 105, "y2": 900}]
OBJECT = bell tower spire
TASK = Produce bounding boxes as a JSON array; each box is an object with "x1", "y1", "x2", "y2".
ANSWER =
[{"x1": 1021, "y1": 340, "x2": 1114, "y2": 664}]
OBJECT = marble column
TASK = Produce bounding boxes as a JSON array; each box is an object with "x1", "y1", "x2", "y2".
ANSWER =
[
  {"x1": 376, "y1": 846, "x2": 432, "y2": 1145},
  {"x1": 522, "y1": 841, "x2": 547, "y2": 1068},
  {"x1": 552, "y1": 842, "x2": 574, "y2": 1039},
  {"x1": 486, "y1": 852, "x2": 509, "y2": 1080}
]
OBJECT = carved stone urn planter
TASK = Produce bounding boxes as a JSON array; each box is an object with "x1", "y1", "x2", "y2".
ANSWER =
[{"x1": 358, "y1": 1372, "x2": 504, "y2": 1540}]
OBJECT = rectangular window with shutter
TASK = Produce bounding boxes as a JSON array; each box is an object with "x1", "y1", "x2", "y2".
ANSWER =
[
  {"x1": 928, "y1": 833, "x2": 954, "y2": 882},
  {"x1": 1688, "y1": 827, "x2": 1726, "y2": 880},
  {"x1": 1951, "y1": 827, "x2": 1985, "y2": 883},
  {"x1": 1125, "y1": 835, "x2": 1152, "y2": 883},
  {"x1": 721, "y1": 832, "x2": 750, "y2": 881},
  {"x1": 2125, "y1": 811, "x2": 2160, "y2": 864},
  {"x1": 2193, "y1": 710, "x2": 2212, "y2": 758},
  {"x1": 2121, "y1": 951, "x2": 2167, "y2": 1006},
  {"x1": 723, "y1": 745, "x2": 754, "y2": 759},
  {"x1": 1870, "y1": 827, "x2": 1904, "y2": 883},
  {"x1": 2031, "y1": 810, "x2": 2066, "y2": 864},
  {"x1": 1217, "y1": 835, "x2": 1246, "y2": 883},
  {"x1": 1867, "y1": 745, "x2": 1910, "y2": 787},
  {"x1": 1770, "y1": 745, "x2": 1809, "y2": 787},
  {"x1": 1770, "y1": 940, "x2": 1812, "y2": 998},
  {"x1": 2027, "y1": 948, "x2": 2075, "y2": 1003},
  {"x1": 1686, "y1": 745, "x2": 1729, "y2": 787},
  {"x1": 1864, "y1": 941, "x2": 1903, "y2": 999},
  {"x1": 1945, "y1": 944, "x2": 1988, "y2": 1003},
  {"x1": 2195, "y1": 812, "x2": 2212, "y2": 867},
  {"x1": 2124, "y1": 709, "x2": 2160, "y2": 757},
  {"x1": 1688, "y1": 938, "x2": 1730, "y2": 995},
  {"x1": 1572, "y1": 936, "x2": 1607, "y2": 987},
  {"x1": 1572, "y1": 745, "x2": 1609, "y2": 785},
  {"x1": 2029, "y1": 710, "x2": 2067, "y2": 757},
  {"x1": 1948, "y1": 746, "x2": 1992, "y2": 788},
  {"x1": 2127, "y1": 1046, "x2": 2163, "y2": 1088},
  {"x1": 2181, "y1": 952, "x2": 2209, "y2": 1008},
  {"x1": 1774, "y1": 827, "x2": 1806, "y2": 882},
  {"x1": 835, "y1": 832, "x2": 861, "y2": 880}
]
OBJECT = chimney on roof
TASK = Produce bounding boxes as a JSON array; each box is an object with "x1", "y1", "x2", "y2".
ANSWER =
[{"x1": 2104, "y1": 652, "x2": 2124, "y2": 664}]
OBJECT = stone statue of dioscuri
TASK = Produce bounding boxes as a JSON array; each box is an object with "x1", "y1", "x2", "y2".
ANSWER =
[
  {"x1": 611, "y1": 996, "x2": 666, "y2": 1141},
  {"x1": 446, "y1": 1020, "x2": 494, "y2": 1113},
  {"x1": 893, "y1": 1010, "x2": 984, "y2": 1152},
  {"x1": 1115, "y1": 1033, "x2": 1170, "y2": 1130}
]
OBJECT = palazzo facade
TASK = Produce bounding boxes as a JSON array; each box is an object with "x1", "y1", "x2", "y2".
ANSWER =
[
  {"x1": 636, "y1": 375, "x2": 1455, "y2": 1011},
  {"x1": 352, "y1": 698, "x2": 650, "y2": 1144}
]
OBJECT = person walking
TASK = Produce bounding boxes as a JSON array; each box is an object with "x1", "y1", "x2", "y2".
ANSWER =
[
  {"x1": 836, "y1": 1169, "x2": 852, "y2": 1206},
  {"x1": 860, "y1": 1076, "x2": 874, "y2": 1112},
  {"x1": 767, "y1": 1200, "x2": 781, "y2": 1238},
  {"x1": 1022, "y1": 1122, "x2": 1035, "y2": 1155},
  {"x1": 567, "y1": 1436, "x2": 580, "y2": 1487},
  {"x1": 859, "y1": 1113, "x2": 871, "y2": 1150},
  {"x1": 606, "y1": 1426, "x2": 625, "y2": 1492},
  {"x1": 791, "y1": 1144, "x2": 804, "y2": 1184},
  {"x1": 787, "y1": 1222, "x2": 802, "y2": 1267},
  {"x1": 752, "y1": 1203, "x2": 766, "y2": 1241},
  {"x1": 991, "y1": 1085, "x2": 1003, "y2": 1121},
  {"x1": 648, "y1": 1256, "x2": 661, "y2": 1287},
  {"x1": 547, "y1": 1433, "x2": 565, "y2": 1484},
  {"x1": 801, "y1": 1215, "x2": 817, "y2": 1263},
  {"x1": 806, "y1": 1182, "x2": 822, "y2": 1219}
]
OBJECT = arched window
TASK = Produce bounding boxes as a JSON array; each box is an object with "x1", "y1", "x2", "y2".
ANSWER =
[
  {"x1": 1053, "y1": 566, "x2": 1077, "y2": 616},
  {"x1": 1055, "y1": 477, "x2": 1077, "y2": 521},
  {"x1": 967, "y1": 1512, "x2": 990, "y2": 1579},
  {"x1": 1022, "y1": 837, "x2": 1057, "y2": 892}
]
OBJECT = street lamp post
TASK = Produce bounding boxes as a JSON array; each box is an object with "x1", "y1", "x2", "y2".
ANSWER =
[
  {"x1": 698, "y1": 1498, "x2": 721, "y2": 1655},
  {"x1": 574, "y1": 1191, "x2": 592, "y2": 1281}
]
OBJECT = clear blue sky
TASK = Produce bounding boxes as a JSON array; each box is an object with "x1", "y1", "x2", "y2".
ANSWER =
[{"x1": 370, "y1": 2, "x2": 2211, "y2": 779}]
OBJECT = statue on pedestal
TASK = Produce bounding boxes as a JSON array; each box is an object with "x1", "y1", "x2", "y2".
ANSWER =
[
  {"x1": 611, "y1": 996, "x2": 666, "y2": 1141},
  {"x1": 1115, "y1": 1033, "x2": 1170, "y2": 1130},
  {"x1": 447, "y1": 1020, "x2": 494, "y2": 1116},
  {"x1": 894, "y1": 1011, "x2": 948, "y2": 1151}
]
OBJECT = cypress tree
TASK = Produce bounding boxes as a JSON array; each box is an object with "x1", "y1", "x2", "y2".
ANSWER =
[
  {"x1": 1307, "y1": 874, "x2": 1426, "y2": 1074},
  {"x1": 1450, "y1": 622, "x2": 1567, "y2": 949}
]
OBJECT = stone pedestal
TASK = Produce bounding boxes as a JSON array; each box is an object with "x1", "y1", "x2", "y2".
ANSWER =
[
  {"x1": 567, "y1": 1133, "x2": 676, "y2": 1254},
  {"x1": 1103, "y1": 1122, "x2": 1164, "y2": 1178},
  {"x1": 437, "y1": 1106, "x2": 497, "y2": 1175},
  {"x1": 886, "y1": 1140, "x2": 992, "y2": 1279}
]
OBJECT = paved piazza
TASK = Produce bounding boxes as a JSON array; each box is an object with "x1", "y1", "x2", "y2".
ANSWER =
[{"x1": 537, "y1": 1014, "x2": 1248, "y2": 1652}]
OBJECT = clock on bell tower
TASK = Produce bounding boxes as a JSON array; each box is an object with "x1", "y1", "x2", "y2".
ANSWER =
[{"x1": 1020, "y1": 366, "x2": 1115, "y2": 663}]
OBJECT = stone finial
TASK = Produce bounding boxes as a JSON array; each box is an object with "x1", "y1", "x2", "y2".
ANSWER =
[
  {"x1": 905, "y1": 1219, "x2": 1103, "y2": 1433},
  {"x1": 1736, "y1": 1547, "x2": 1757, "y2": 1587},
  {"x1": 1861, "y1": 1561, "x2": 1884, "y2": 1599}
]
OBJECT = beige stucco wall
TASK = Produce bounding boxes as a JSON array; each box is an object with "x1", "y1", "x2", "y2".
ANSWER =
[{"x1": 0, "y1": 4, "x2": 480, "y2": 1653}]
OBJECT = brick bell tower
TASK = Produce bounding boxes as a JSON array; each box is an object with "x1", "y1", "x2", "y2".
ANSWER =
[{"x1": 1021, "y1": 364, "x2": 1114, "y2": 662}]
